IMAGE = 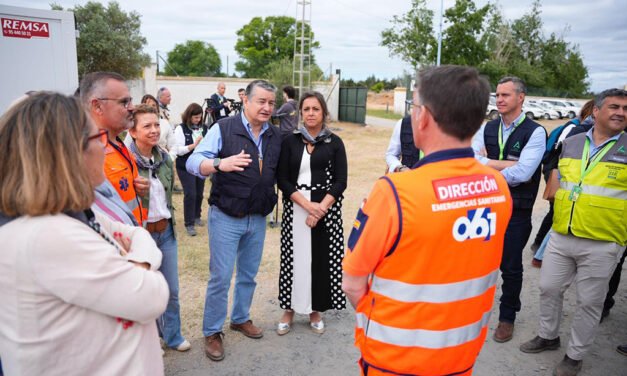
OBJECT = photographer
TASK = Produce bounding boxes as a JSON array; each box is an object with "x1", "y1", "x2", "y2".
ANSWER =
[
  {"x1": 209, "y1": 82, "x2": 232, "y2": 122},
  {"x1": 273, "y1": 85, "x2": 299, "y2": 139}
]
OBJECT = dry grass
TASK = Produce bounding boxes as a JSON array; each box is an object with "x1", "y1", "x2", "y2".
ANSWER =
[
  {"x1": 171, "y1": 121, "x2": 393, "y2": 340},
  {"x1": 172, "y1": 118, "x2": 563, "y2": 340}
]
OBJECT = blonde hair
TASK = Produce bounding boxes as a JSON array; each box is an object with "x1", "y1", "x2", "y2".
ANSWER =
[
  {"x1": 131, "y1": 103, "x2": 158, "y2": 129},
  {"x1": 0, "y1": 92, "x2": 94, "y2": 216}
]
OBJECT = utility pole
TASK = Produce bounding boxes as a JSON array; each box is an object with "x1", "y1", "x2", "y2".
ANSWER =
[
  {"x1": 293, "y1": 0, "x2": 312, "y2": 96},
  {"x1": 436, "y1": 0, "x2": 443, "y2": 66}
]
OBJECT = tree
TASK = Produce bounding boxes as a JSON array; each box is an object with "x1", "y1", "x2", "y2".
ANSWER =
[
  {"x1": 165, "y1": 40, "x2": 221, "y2": 77},
  {"x1": 234, "y1": 16, "x2": 320, "y2": 78},
  {"x1": 53, "y1": 1, "x2": 150, "y2": 79},
  {"x1": 440, "y1": 0, "x2": 491, "y2": 67},
  {"x1": 380, "y1": 0, "x2": 437, "y2": 68}
]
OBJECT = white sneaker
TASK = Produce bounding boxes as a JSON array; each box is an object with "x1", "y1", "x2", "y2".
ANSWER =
[{"x1": 175, "y1": 339, "x2": 191, "y2": 352}]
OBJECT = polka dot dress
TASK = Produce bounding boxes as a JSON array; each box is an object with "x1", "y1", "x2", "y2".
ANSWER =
[{"x1": 278, "y1": 140, "x2": 347, "y2": 313}]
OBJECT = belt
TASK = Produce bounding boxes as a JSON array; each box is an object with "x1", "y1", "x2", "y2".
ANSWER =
[{"x1": 146, "y1": 218, "x2": 169, "y2": 233}]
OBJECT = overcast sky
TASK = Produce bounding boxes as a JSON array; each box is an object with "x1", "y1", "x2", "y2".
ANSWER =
[{"x1": 5, "y1": 0, "x2": 626, "y2": 92}]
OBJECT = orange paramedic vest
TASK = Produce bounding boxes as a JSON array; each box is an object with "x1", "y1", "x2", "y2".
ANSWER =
[
  {"x1": 104, "y1": 139, "x2": 146, "y2": 225},
  {"x1": 349, "y1": 152, "x2": 512, "y2": 376}
]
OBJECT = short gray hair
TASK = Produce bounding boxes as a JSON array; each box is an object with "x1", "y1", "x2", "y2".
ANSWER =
[
  {"x1": 245, "y1": 80, "x2": 277, "y2": 99},
  {"x1": 157, "y1": 87, "x2": 169, "y2": 101},
  {"x1": 594, "y1": 88, "x2": 627, "y2": 108},
  {"x1": 79, "y1": 71, "x2": 126, "y2": 106},
  {"x1": 498, "y1": 76, "x2": 527, "y2": 95}
]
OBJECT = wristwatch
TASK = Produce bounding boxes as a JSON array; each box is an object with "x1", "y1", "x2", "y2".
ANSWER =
[{"x1": 213, "y1": 158, "x2": 222, "y2": 172}]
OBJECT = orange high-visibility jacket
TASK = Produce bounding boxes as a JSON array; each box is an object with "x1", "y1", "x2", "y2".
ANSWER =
[
  {"x1": 344, "y1": 150, "x2": 512, "y2": 376},
  {"x1": 104, "y1": 140, "x2": 146, "y2": 225}
]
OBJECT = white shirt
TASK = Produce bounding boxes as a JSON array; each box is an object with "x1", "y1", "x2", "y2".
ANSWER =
[
  {"x1": 173, "y1": 125, "x2": 203, "y2": 156},
  {"x1": 143, "y1": 157, "x2": 172, "y2": 222},
  {"x1": 385, "y1": 118, "x2": 404, "y2": 172}
]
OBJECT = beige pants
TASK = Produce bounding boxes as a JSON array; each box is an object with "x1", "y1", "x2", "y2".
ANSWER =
[{"x1": 538, "y1": 232, "x2": 624, "y2": 360}]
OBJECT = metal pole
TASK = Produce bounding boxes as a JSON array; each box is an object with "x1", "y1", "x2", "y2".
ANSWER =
[
  {"x1": 437, "y1": 0, "x2": 443, "y2": 66},
  {"x1": 298, "y1": 1, "x2": 306, "y2": 93}
]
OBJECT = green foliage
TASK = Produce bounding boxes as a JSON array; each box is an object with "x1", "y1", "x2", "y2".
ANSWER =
[
  {"x1": 56, "y1": 1, "x2": 150, "y2": 79},
  {"x1": 234, "y1": 16, "x2": 320, "y2": 78},
  {"x1": 370, "y1": 82, "x2": 385, "y2": 93},
  {"x1": 165, "y1": 40, "x2": 221, "y2": 77},
  {"x1": 380, "y1": 0, "x2": 589, "y2": 96},
  {"x1": 380, "y1": 0, "x2": 437, "y2": 68},
  {"x1": 266, "y1": 57, "x2": 293, "y2": 95},
  {"x1": 440, "y1": 0, "x2": 491, "y2": 66},
  {"x1": 341, "y1": 74, "x2": 405, "y2": 91},
  {"x1": 367, "y1": 108, "x2": 402, "y2": 120}
]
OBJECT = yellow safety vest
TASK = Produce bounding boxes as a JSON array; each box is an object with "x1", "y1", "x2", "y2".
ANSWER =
[{"x1": 553, "y1": 132, "x2": 627, "y2": 245}]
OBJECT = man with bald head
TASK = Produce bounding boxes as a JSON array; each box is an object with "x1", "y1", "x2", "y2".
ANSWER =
[{"x1": 209, "y1": 82, "x2": 232, "y2": 123}]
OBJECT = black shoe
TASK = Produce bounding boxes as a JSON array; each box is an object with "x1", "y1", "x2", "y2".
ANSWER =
[
  {"x1": 553, "y1": 354, "x2": 582, "y2": 376},
  {"x1": 617, "y1": 344, "x2": 627, "y2": 356},
  {"x1": 186, "y1": 225, "x2": 197, "y2": 236},
  {"x1": 520, "y1": 335, "x2": 561, "y2": 353},
  {"x1": 600, "y1": 308, "x2": 610, "y2": 323},
  {"x1": 195, "y1": 218, "x2": 205, "y2": 227}
]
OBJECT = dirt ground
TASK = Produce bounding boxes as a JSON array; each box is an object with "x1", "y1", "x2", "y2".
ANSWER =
[
  {"x1": 367, "y1": 91, "x2": 395, "y2": 110},
  {"x1": 164, "y1": 118, "x2": 627, "y2": 376}
]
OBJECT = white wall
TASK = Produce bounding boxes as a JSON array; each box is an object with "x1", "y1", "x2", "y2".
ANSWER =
[
  {"x1": 130, "y1": 64, "x2": 339, "y2": 125},
  {"x1": 393, "y1": 87, "x2": 408, "y2": 115}
]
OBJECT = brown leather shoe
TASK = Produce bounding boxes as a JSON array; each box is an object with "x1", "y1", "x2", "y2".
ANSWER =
[
  {"x1": 230, "y1": 320, "x2": 263, "y2": 339},
  {"x1": 532, "y1": 258, "x2": 543, "y2": 268},
  {"x1": 493, "y1": 321, "x2": 514, "y2": 343},
  {"x1": 204, "y1": 332, "x2": 225, "y2": 361}
]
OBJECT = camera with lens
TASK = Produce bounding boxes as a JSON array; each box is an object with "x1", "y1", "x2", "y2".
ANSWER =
[{"x1": 230, "y1": 100, "x2": 242, "y2": 113}]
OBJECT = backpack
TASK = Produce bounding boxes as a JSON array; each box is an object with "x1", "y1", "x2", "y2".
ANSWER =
[{"x1": 543, "y1": 118, "x2": 580, "y2": 163}]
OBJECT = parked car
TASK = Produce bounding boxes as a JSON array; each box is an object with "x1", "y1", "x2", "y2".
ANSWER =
[
  {"x1": 525, "y1": 102, "x2": 560, "y2": 120},
  {"x1": 541, "y1": 99, "x2": 578, "y2": 119},
  {"x1": 564, "y1": 101, "x2": 582, "y2": 116},
  {"x1": 532, "y1": 101, "x2": 562, "y2": 118},
  {"x1": 486, "y1": 96, "x2": 499, "y2": 120},
  {"x1": 522, "y1": 103, "x2": 547, "y2": 120}
]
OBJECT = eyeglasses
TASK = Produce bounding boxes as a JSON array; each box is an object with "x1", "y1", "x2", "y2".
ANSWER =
[
  {"x1": 97, "y1": 97, "x2": 133, "y2": 109},
  {"x1": 87, "y1": 129, "x2": 108, "y2": 145}
]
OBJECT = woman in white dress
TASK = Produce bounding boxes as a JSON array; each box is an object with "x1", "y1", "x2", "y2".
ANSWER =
[{"x1": 276, "y1": 91, "x2": 348, "y2": 335}]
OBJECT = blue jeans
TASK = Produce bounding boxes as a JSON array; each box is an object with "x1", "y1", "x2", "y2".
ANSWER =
[
  {"x1": 534, "y1": 230, "x2": 553, "y2": 261},
  {"x1": 202, "y1": 205, "x2": 266, "y2": 336},
  {"x1": 150, "y1": 221, "x2": 185, "y2": 348}
]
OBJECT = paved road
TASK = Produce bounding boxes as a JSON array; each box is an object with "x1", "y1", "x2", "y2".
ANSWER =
[{"x1": 365, "y1": 115, "x2": 398, "y2": 128}]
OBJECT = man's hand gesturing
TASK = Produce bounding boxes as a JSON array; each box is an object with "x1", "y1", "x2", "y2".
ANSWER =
[{"x1": 218, "y1": 150, "x2": 252, "y2": 172}]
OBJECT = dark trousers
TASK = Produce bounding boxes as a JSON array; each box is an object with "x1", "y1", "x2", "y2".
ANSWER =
[
  {"x1": 603, "y1": 246, "x2": 627, "y2": 312},
  {"x1": 499, "y1": 210, "x2": 533, "y2": 323},
  {"x1": 176, "y1": 167, "x2": 206, "y2": 227},
  {"x1": 533, "y1": 202, "x2": 554, "y2": 246}
]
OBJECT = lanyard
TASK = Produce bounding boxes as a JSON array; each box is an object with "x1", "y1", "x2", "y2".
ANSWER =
[
  {"x1": 579, "y1": 138, "x2": 616, "y2": 182},
  {"x1": 498, "y1": 115, "x2": 526, "y2": 160}
]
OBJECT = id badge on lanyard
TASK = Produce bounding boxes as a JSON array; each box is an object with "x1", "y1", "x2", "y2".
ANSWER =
[{"x1": 569, "y1": 185, "x2": 582, "y2": 202}]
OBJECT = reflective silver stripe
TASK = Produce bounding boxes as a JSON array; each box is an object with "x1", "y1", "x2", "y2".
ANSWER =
[
  {"x1": 355, "y1": 309, "x2": 492, "y2": 349},
  {"x1": 370, "y1": 270, "x2": 499, "y2": 303},
  {"x1": 125, "y1": 197, "x2": 139, "y2": 211},
  {"x1": 560, "y1": 181, "x2": 627, "y2": 200}
]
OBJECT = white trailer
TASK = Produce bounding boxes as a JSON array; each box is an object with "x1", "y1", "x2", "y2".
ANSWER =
[{"x1": 0, "y1": 5, "x2": 78, "y2": 113}]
